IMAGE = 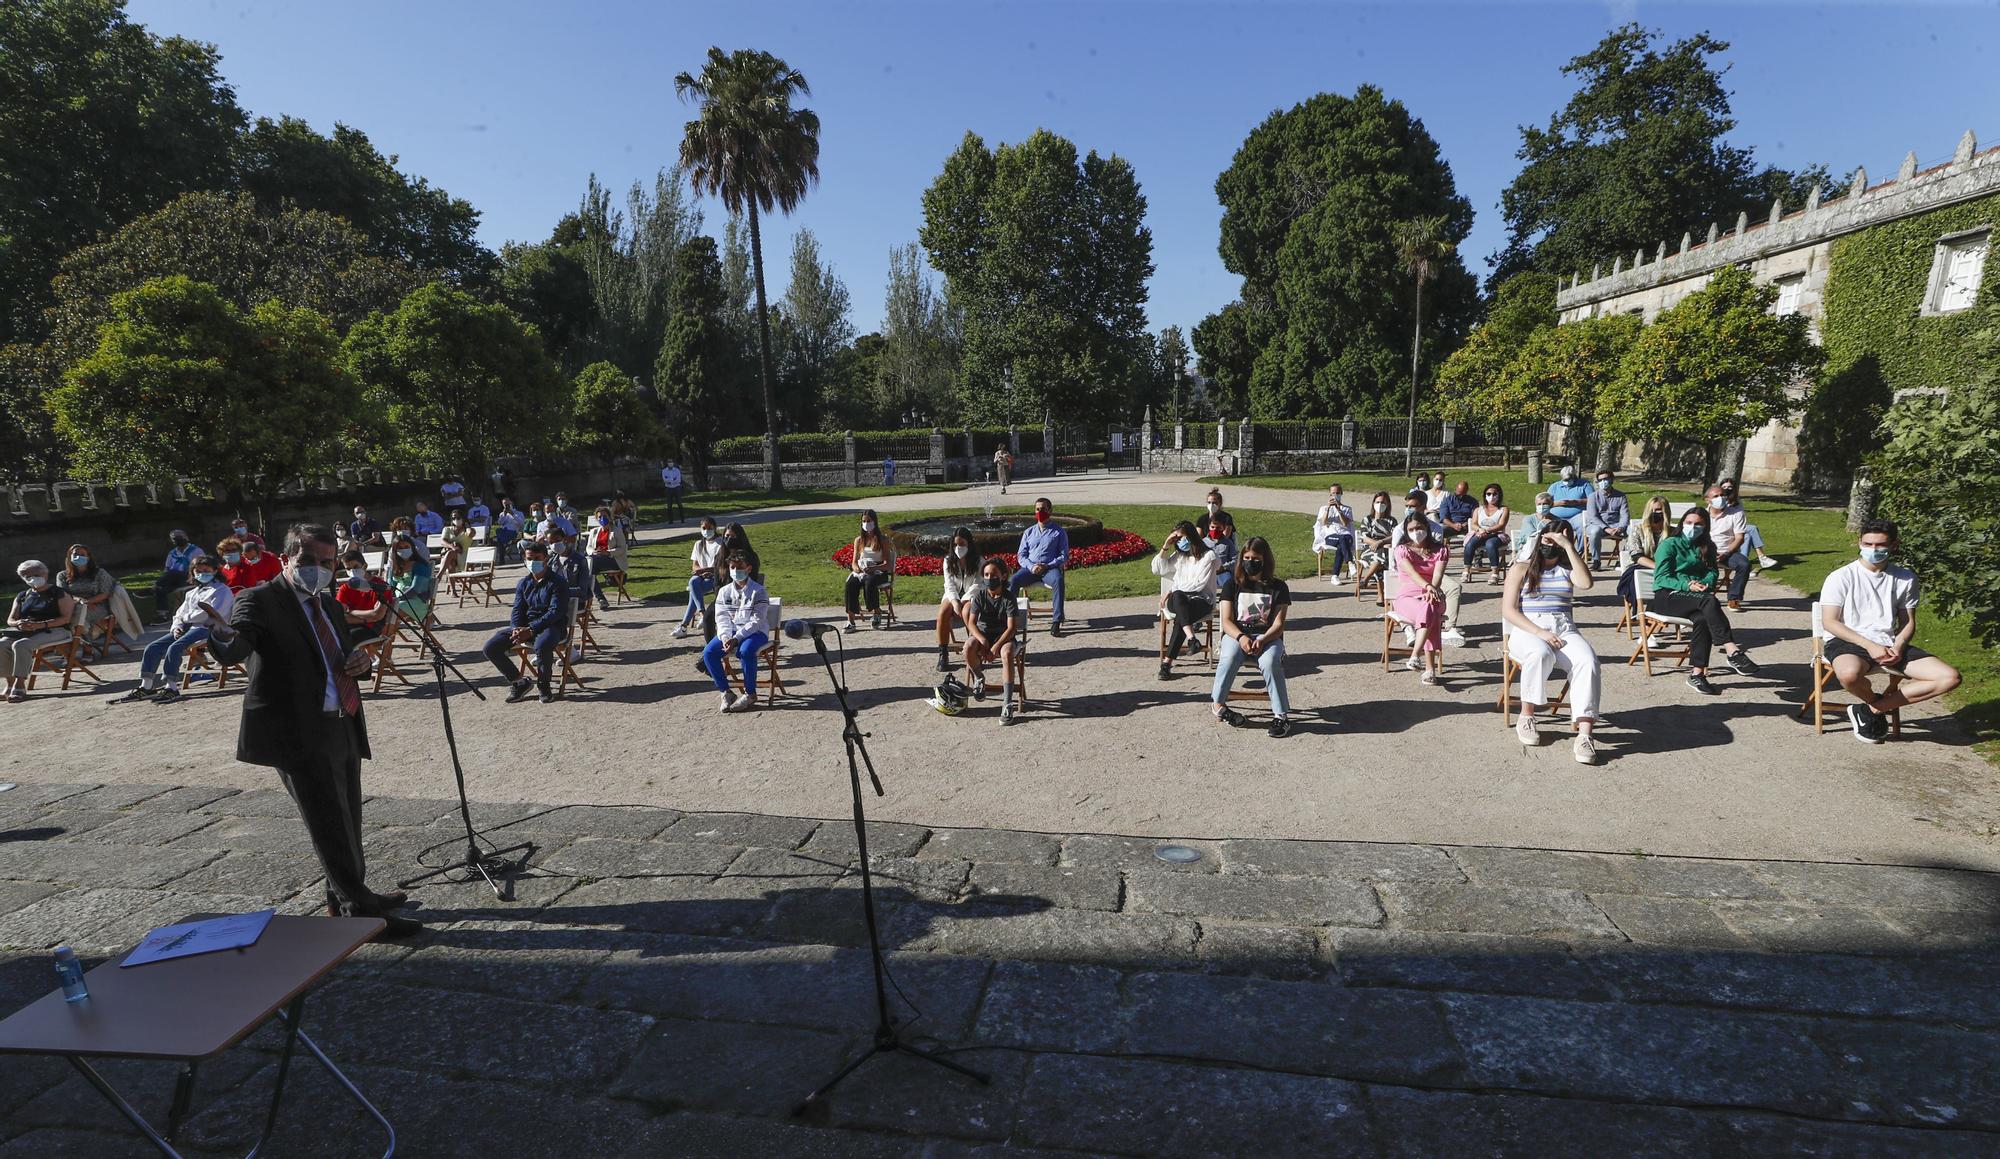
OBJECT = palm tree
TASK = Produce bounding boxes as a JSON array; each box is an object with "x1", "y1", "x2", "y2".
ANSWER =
[
  {"x1": 675, "y1": 47, "x2": 820, "y2": 492},
  {"x1": 1392, "y1": 215, "x2": 1455, "y2": 475}
]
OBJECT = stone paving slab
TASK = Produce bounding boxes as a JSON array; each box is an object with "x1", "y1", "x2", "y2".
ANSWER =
[{"x1": 0, "y1": 780, "x2": 1997, "y2": 1155}]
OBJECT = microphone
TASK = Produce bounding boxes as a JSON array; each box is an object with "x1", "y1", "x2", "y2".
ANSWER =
[{"x1": 783, "y1": 618, "x2": 837, "y2": 641}]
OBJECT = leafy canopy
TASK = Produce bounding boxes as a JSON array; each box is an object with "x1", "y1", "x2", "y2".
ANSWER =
[
  {"x1": 568, "y1": 361, "x2": 668, "y2": 460},
  {"x1": 653, "y1": 236, "x2": 746, "y2": 469}
]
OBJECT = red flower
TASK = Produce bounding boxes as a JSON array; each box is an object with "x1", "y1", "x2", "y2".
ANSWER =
[{"x1": 831, "y1": 529, "x2": 1151, "y2": 573}]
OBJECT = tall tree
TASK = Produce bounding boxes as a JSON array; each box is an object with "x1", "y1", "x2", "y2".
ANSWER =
[
  {"x1": 51, "y1": 276, "x2": 354, "y2": 532},
  {"x1": 342, "y1": 283, "x2": 571, "y2": 481},
  {"x1": 876, "y1": 242, "x2": 960, "y2": 425},
  {"x1": 1393, "y1": 215, "x2": 1455, "y2": 472},
  {"x1": 1190, "y1": 301, "x2": 1261, "y2": 419},
  {"x1": 234, "y1": 115, "x2": 492, "y2": 285},
  {"x1": 921, "y1": 129, "x2": 1154, "y2": 427},
  {"x1": 0, "y1": 0, "x2": 246, "y2": 347},
  {"x1": 1495, "y1": 25, "x2": 1826, "y2": 282},
  {"x1": 653, "y1": 236, "x2": 743, "y2": 482},
  {"x1": 497, "y1": 240, "x2": 597, "y2": 374},
  {"x1": 1154, "y1": 324, "x2": 1190, "y2": 421},
  {"x1": 567, "y1": 361, "x2": 670, "y2": 495},
  {"x1": 675, "y1": 47, "x2": 821, "y2": 490},
  {"x1": 568, "y1": 170, "x2": 702, "y2": 378},
  {"x1": 775, "y1": 227, "x2": 853, "y2": 429},
  {"x1": 1431, "y1": 271, "x2": 1559, "y2": 422},
  {"x1": 1205, "y1": 86, "x2": 1477, "y2": 420}
]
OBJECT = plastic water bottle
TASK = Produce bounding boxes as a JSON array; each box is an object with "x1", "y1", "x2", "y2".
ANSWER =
[{"x1": 53, "y1": 945, "x2": 88, "y2": 1003}]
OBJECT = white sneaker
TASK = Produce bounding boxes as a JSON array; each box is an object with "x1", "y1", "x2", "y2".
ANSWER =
[
  {"x1": 1420, "y1": 670, "x2": 1440, "y2": 687},
  {"x1": 1758, "y1": 554, "x2": 1778, "y2": 569},
  {"x1": 719, "y1": 691, "x2": 736, "y2": 712},
  {"x1": 725, "y1": 693, "x2": 756, "y2": 713},
  {"x1": 672, "y1": 625, "x2": 689, "y2": 639},
  {"x1": 1515, "y1": 713, "x2": 1539, "y2": 746},
  {"x1": 1442, "y1": 628, "x2": 1469, "y2": 648},
  {"x1": 1573, "y1": 735, "x2": 1599, "y2": 765},
  {"x1": 1403, "y1": 655, "x2": 1423, "y2": 671}
]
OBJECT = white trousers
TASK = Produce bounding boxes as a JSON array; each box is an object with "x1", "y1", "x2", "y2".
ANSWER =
[{"x1": 1507, "y1": 611, "x2": 1600, "y2": 721}]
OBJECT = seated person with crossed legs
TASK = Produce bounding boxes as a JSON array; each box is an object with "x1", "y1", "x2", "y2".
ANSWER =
[
  {"x1": 935, "y1": 527, "x2": 981, "y2": 673},
  {"x1": 1820, "y1": 520, "x2": 1961, "y2": 743},
  {"x1": 701, "y1": 552, "x2": 770, "y2": 713},
  {"x1": 1152, "y1": 519, "x2": 1219, "y2": 680},
  {"x1": 481, "y1": 541, "x2": 569, "y2": 705},
  {"x1": 1503, "y1": 519, "x2": 1602, "y2": 764}
]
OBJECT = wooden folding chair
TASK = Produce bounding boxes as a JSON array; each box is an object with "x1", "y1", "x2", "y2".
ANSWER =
[
  {"x1": 1354, "y1": 567, "x2": 1385, "y2": 607},
  {"x1": 1018, "y1": 573, "x2": 1058, "y2": 622},
  {"x1": 81, "y1": 611, "x2": 129, "y2": 661},
  {"x1": 28, "y1": 622, "x2": 99, "y2": 690},
  {"x1": 1626, "y1": 568, "x2": 1692, "y2": 675},
  {"x1": 600, "y1": 565, "x2": 633, "y2": 605},
  {"x1": 1498, "y1": 621, "x2": 1571, "y2": 726},
  {"x1": 1157, "y1": 582, "x2": 1215, "y2": 670},
  {"x1": 178, "y1": 641, "x2": 245, "y2": 693},
  {"x1": 1380, "y1": 609, "x2": 1422, "y2": 672},
  {"x1": 515, "y1": 616, "x2": 587, "y2": 697},
  {"x1": 446, "y1": 545, "x2": 499, "y2": 608},
  {"x1": 879, "y1": 576, "x2": 899, "y2": 625},
  {"x1": 358, "y1": 624, "x2": 410, "y2": 694},
  {"x1": 721, "y1": 597, "x2": 788, "y2": 705},
  {"x1": 1799, "y1": 602, "x2": 1903, "y2": 737}
]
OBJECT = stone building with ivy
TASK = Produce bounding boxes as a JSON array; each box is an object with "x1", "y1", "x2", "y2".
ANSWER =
[{"x1": 1553, "y1": 129, "x2": 1999, "y2": 489}]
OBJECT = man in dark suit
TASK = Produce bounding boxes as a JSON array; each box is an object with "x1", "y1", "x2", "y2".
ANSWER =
[{"x1": 207, "y1": 523, "x2": 420, "y2": 937}]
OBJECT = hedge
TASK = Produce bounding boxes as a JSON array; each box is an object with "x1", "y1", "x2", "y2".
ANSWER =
[{"x1": 712, "y1": 426, "x2": 1031, "y2": 460}]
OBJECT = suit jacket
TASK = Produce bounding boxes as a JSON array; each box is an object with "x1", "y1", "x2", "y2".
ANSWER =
[{"x1": 207, "y1": 579, "x2": 371, "y2": 769}]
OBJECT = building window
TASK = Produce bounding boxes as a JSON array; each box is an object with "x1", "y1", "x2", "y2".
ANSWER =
[
  {"x1": 1773, "y1": 275, "x2": 1804, "y2": 316},
  {"x1": 1923, "y1": 229, "x2": 1989, "y2": 316}
]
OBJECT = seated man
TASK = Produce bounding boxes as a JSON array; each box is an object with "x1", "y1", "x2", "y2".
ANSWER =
[
  {"x1": 333, "y1": 548, "x2": 393, "y2": 647},
  {"x1": 348, "y1": 506, "x2": 384, "y2": 549},
  {"x1": 111, "y1": 555, "x2": 232, "y2": 704},
  {"x1": 494, "y1": 498, "x2": 523, "y2": 557},
  {"x1": 700, "y1": 551, "x2": 769, "y2": 713},
  {"x1": 466, "y1": 495, "x2": 492, "y2": 529},
  {"x1": 1009, "y1": 497, "x2": 1070, "y2": 636},
  {"x1": 1312, "y1": 483, "x2": 1354, "y2": 581},
  {"x1": 1437, "y1": 481, "x2": 1476, "y2": 549},
  {"x1": 411, "y1": 500, "x2": 445, "y2": 540},
  {"x1": 1584, "y1": 469, "x2": 1630, "y2": 571},
  {"x1": 1547, "y1": 464, "x2": 1593, "y2": 539},
  {"x1": 1706, "y1": 484, "x2": 1753, "y2": 609},
  {"x1": 1819, "y1": 520, "x2": 1961, "y2": 744},
  {"x1": 481, "y1": 541, "x2": 569, "y2": 704},
  {"x1": 548, "y1": 528, "x2": 594, "y2": 617},
  {"x1": 155, "y1": 529, "x2": 201, "y2": 622},
  {"x1": 960, "y1": 558, "x2": 1021, "y2": 724}
]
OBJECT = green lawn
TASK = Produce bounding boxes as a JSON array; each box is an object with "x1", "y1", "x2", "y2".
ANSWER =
[
  {"x1": 631, "y1": 483, "x2": 960, "y2": 525},
  {"x1": 625, "y1": 502, "x2": 1329, "y2": 610}
]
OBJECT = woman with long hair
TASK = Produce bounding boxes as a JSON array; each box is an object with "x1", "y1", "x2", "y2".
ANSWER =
[
  {"x1": 1392, "y1": 513, "x2": 1450, "y2": 686},
  {"x1": 1502, "y1": 518, "x2": 1601, "y2": 764},
  {"x1": 936, "y1": 527, "x2": 982, "y2": 672},
  {"x1": 1464, "y1": 483, "x2": 1511, "y2": 583},
  {"x1": 844, "y1": 509, "x2": 897, "y2": 631},
  {"x1": 1354, "y1": 490, "x2": 1397, "y2": 592},
  {"x1": 57, "y1": 542, "x2": 118, "y2": 641},
  {"x1": 1616, "y1": 493, "x2": 1672, "y2": 606},
  {"x1": 1151, "y1": 519, "x2": 1219, "y2": 679},
  {"x1": 1212, "y1": 537, "x2": 1292, "y2": 737},
  {"x1": 1649, "y1": 506, "x2": 1758, "y2": 695}
]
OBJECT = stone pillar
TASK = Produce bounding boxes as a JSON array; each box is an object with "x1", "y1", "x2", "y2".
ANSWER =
[
  {"x1": 1237, "y1": 417, "x2": 1253, "y2": 474},
  {"x1": 930, "y1": 427, "x2": 947, "y2": 484},
  {"x1": 1173, "y1": 420, "x2": 1186, "y2": 451},
  {"x1": 843, "y1": 431, "x2": 858, "y2": 486},
  {"x1": 1341, "y1": 415, "x2": 1355, "y2": 453},
  {"x1": 762, "y1": 433, "x2": 777, "y2": 492},
  {"x1": 1441, "y1": 421, "x2": 1456, "y2": 463},
  {"x1": 1008, "y1": 426, "x2": 1020, "y2": 456},
  {"x1": 1847, "y1": 467, "x2": 1878, "y2": 532},
  {"x1": 1139, "y1": 408, "x2": 1154, "y2": 469},
  {"x1": 1526, "y1": 450, "x2": 1544, "y2": 486},
  {"x1": 1044, "y1": 420, "x2": 1055, "y2": 472}
]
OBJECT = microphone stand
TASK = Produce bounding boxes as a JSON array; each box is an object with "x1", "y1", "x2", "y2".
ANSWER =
[
  {"x1": 385, "y1": 593, "x2": 534, "y2": 900},
  {"x1": 794, "y1": 627, "x2": 988, "y2": 1114}
]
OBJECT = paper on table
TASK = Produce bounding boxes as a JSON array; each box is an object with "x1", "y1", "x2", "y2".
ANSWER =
[{"x1": 122, "y1": 909, "x2": 275, "y2": 968}]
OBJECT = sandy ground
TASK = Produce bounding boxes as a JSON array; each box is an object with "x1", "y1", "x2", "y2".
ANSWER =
[{"x1": 4, "y1": 472, "x2": 1994, "y2": 872}]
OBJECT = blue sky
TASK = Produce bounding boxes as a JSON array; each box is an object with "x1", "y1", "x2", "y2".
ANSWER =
[{"x1": 129, "y1": 1, "x2": 1998, "y2": 337}]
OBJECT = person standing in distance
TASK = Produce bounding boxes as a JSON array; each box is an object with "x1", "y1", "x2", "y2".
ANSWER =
[
  {"x1": 204, "y1": 524, "x2": 419, "y2": 937},
  {"x1": 661, "y1": 459, "x2": 686, "y2": 524}
]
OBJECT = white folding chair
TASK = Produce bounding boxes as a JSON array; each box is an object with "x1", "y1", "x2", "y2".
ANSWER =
[
  {"x1": 1626, "y1": 567, "x2": 1691, "y2": 675},
  {"x1": 447, "y1": 545, "x2": 499, "y2": 608}
]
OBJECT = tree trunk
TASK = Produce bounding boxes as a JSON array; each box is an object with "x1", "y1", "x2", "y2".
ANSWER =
[
  {"x1": 747, "y1": 203, "x2": 784, "y2": 493},
  {"x1": 1403, "y1": 277, "x2": 1424, "y2": 476}
]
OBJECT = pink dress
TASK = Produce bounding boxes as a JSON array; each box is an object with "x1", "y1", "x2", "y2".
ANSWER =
[{"x1": 1392, "y1": 543, "x2": 1446, "y2": 651}]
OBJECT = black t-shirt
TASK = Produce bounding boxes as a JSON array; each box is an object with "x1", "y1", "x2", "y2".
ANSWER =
[
  {"x1": 1218, "y1": 576, "x2": 1290, "y2": 634},
  {"x1": 969, "y1": 586, "x2": 1018, "y2": 640}
]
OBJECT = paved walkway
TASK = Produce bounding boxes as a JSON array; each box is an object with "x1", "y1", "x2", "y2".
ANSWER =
[{"x1": 2, "y1": 781, "x2": 1998, "y2": 1156}]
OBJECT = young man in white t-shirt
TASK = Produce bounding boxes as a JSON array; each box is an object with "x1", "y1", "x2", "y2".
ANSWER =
[{"x1": 1819, "y1": 520, "x2": 1961, "y2": 743}]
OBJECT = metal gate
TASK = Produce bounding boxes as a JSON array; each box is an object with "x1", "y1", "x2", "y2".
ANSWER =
[{"x1": 1051, "y1": 426, "x2": 1142, "y2": 473}]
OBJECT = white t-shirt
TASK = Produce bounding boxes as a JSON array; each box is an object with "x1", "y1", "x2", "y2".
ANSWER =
[
  {"x1": 689, "y1": 537, "x2": 722, "y2": 572},
  {"x1": 440, "y1": 481, "x2": 466, "y2": 508},
  {"x1": 1710, "y1": 506, "x2": 1747, "y2": 552},
  {"x1": 1819, "y1": 561, "x2": 1919, "y2": 647}
]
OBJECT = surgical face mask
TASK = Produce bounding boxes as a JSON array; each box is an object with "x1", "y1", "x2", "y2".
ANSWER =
[
  {"x1": 224, "y1": 552, "x2": 242, "y2": 565},
  {"x1": 1415, "y1": 477, "x2": 1429, "y2": 489},
  {"x1": 1683, "y1": 524, "x2": 1704, "y2": 540},
  {"x1": 1596, "y1": 480, "x2": 1611, "y2": 492},
  {"x1": 861, "y1": 521, "x2": 875, "y2": 534},
  {"x1": 26, "y1": 575, "x2": 49, "y2": 589},
  {"x1": 397, "y1": 548, "x2": 414, "y2": 560},
  {"x1": 354, "y1": 512, "x2": 367, "y2": 521},
  {"x1": 953, "y1": 544, "x2": 969, "y2": 559},
  {"x1": 527, "y1": 559, "x2": 547, "y2": 576},
  {"x1": 291, "y1": 563, "x2": 330, "y2": 593},
  {"x1": 1485, "y1": 492, "x2": 1499, "y2": 502},
  {"x1": 192, "y1": 572, "x2": 216, "y2": 585},
  {"x1": 595, "y1": 517, "x2": 607, "y2": 527},
  {"x1": 1329, "y1": 493, "x2": 1342, "y2": 504},
  {"x1": 700, "y1": 527, "x2": 715, "y2": 539},
  {"x1": 1409, "y1": 528, "x2": 1429, "y2": 544},
  {"x1": 1176, "y1": 537, "x2": 1192, "y2": 554},
  {"x1": 1536, "y1": 504, "x2": 1551, "y2": 516},
  {"x1": 1207, "y1": 502, "x2": 1220, "y2": 513},
  {"x1": 729, "y1": 568, "x2": 748, "y2": 583},
  {"x1": 1860, "y1": 546, "x2": 1891, "y2": 566},
  {"x1": 70, "y1": 554, "x2": 88, "y2": 567},
  {"x1": 1241, "y1": 557, "x2": 1264, "y2": 576},
  {"x1": 346, "y1": 568, "x2": 368, "y2": 584},
  {"x1": 550, "y1": 541, "x2": 567, "y2": 555},
  {"x1": 1373, "y1": 502, "x2": 1388, "y2": 514},
  {"x1": 1708, "y1": 496, "x2": 1724, "y2": 509},
  {"x1": 232, "y1": 525, "x2": 247, "y2": 535}
]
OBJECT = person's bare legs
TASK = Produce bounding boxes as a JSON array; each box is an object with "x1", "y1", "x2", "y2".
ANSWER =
[{"x1": 1870, "y1": 656, "x2": 1961, "y2": 712}]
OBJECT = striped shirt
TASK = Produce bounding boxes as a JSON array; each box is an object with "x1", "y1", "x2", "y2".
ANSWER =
[{"x1": 1519, "y1": 565, "x2": 1575, "y2": 616}]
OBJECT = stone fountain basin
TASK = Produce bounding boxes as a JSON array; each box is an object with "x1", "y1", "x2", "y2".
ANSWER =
[{"x1": 886, "y1": 513, "x2": 1104, "y2": 557}]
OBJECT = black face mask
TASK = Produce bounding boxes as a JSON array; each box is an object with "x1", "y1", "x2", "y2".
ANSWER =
[
  {"x1": 1242, "y1": 558, "x2": 1264, "y2": 576},
  {"x1": 985, "y1": 576, "x2": 1006, "y2": 590},
  {"x1": 1537, "y1": 545, "x2": 1563, "y2": 564}
]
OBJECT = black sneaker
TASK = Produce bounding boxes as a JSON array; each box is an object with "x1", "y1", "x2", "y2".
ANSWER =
[
  {"x1": 1268, "y1": 717, "x2": 1292, "y2": 738},
  {"x1": 539, "y1": 689, "x2": 555, "y2": 704},
  {"x1": 110, "y1": 686, "x2": 158, "y2": 704},
  {"x1": 1847, "y1": 703, "x2": 1885, "y2": 744},
  {"x1": 1050, "y1": 621, "x2": 1065, "y2": 638},
  {"x1": 505, "y1": 679, "x2": 534, "y2": 703},
  {"x1": 1724, "y1": 649, "x2": 1760, "y2": 677},
  {"x1": 1158, "y1": 661, "x2": 1172, "y2": 681},
  {"x1": 935, "y1": 652, "x2": 953, "y2": 673},
  {"x1": 1215, "y1": 705, "x2": 1244, "y2": 727},
  {"x1": 1686, "y1": 673, "x2": 1719, "y2": 696},
  {"x1": 151, "y1": 688, "x2": 182, "y2": 705}
]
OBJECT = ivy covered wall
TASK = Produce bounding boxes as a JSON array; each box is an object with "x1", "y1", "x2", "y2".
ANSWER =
[{"x1": 1805, "y1": 191, "x2": 2000, "y2": 488}]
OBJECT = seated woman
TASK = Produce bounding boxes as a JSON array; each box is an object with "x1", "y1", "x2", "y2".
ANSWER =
[
  {"x1": 333, "y1": 548, "x2": 393, "y2": 648},
  {"x1": 1616, "y1": 494, "x2": 1672, "y2": 605},
  {"x1": 385, "y1": 516, "x2": 429, "y2": 566},
  {"x1": 1463, "y1": 484, "x2": 1511, "y2": 583},
  {"x1": 960, "y1": 557, "x2": 1021, "y2": 724},
  {"x1": 611, "y1": 492, "x2": 638, "y2": 546},
  {"x1": 935, "y1": 527, "x2": 981, "y2": 673},
  {"x1": 1650, "y1": 507, "x2": 1759, "y2": 695},
  {"x1": 1502, "y1": 520, "x2": 1602, "y2": 764},
  {"x1": 113, "y1": 555, "x2": 233, "y2": 704},
  {"x1": 1212, "y1": 537, "x2": 1292, "y2": 738},
  {"x1": 1515, "y1": 492, "x2": 1557, "y2": 555},
  {"x1": 57, "y1": 544, "x2": 119, "y2": 645},
  {"x1": 700, "y1": 551, "x2": 770, "y2": 713},
  {"x1": 584, "y1": 505, "x2": 628, "y2": 613},
  {"x1": 1151, "y1": 519, "x2": 1220, "y2": 680},
  {"x1": 387, "y1": 533, "x2": 433, "y2": 628},
  {"x1": 675, "y1": 516, "x2": 724, "y2": 639},
  {"x1": 1392, "y1": 513, "x2": 1449, "y2": 686},
  {"x1": 3, "y1": 560, "x2": 77, "y2": 702},
  {"x1": 844, "y1": 509, "x2": 897, "y2": 631},
  {"x1": 436, "y1": 514, "x2": 475, "y2": 577},
  {"x1": 1312, "y1": 484, "x2": 1355, "y2": 582},
  {"x1": 1202, "y1": 512, "x2": 1238, "y2": 575},
  {"x1": 1354, "y1": 491, "x2": 1396, "y2": 592}
]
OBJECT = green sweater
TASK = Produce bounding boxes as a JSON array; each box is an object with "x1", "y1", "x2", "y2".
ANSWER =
[{"x1": 1653, "y1": 535, "x2": 1717, "y2": 593}]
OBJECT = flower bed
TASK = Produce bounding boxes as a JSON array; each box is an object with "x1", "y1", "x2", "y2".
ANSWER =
[{"x1": 832, "y1": 528, "x2": 1152, "y2": 575}]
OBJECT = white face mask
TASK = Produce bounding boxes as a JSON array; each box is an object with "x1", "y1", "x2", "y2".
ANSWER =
[
  {"x1": 26, "y1": 575, "x2": 49, "y2": 589},
  {"x1": 1373, "y1": 502, "x2": 1388, "y2": 514},
  {"x1": 729, "y1": 568, "x2": 748, "y2": 584},
  {"x1": 953, "y1": 545, "x2": 968, "y2": 559},
  {"x1": 291, "y1": 564, "x2": 330, "y2": 594},
  {"x1": 861, "y1": 522, "x2": 875, "y2": 534},
  {"x1": 700, "y1": 528, "x2": 715, "y2": 540},
  {"x1": 346, "y1": 568, "x2": 367, "y2": 584},
  {"x1": 1860, "y1": 546, "x2": 1890, "y2": 565},
  {"x1": 1708, "y1": 496, "x2": 1725, "y2": 508},
  {"x1": 193, "y1": 572, "x2": 216, "y2": 585},
  {"x1": 1409, "y1": 528, "x2": 1429, "y2": 544}
]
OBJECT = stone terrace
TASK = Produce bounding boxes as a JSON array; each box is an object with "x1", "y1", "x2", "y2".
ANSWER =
[{"x1": 2, "y1": 782, "x2": 1999, "y2": 1156}]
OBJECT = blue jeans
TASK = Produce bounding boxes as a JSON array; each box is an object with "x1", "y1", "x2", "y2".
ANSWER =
[
  {"x1": 1212, "y1": 635, "x2": 1289, "y2": 717},
  {"x1": 1724, "y1": 551, "x2": 1751, "y2": 601},
  {"x1": 141, "y1": 627, "x2": 208, "y2": 683},
  {"x1": 1319, "y1": 532, "x2": 1353, "y2": 574},
  {"x1": 1010, "y1": 565, "x2": 1064, "y2": 622},
  {"x1": 1463, "y1": 532, "x2": 1504, "y2": 569},
  {"x1": 682, "y1": 574, "x2": 717, "y2": 627},
  {"x1": 702, "y1": 631, "x2": 769, "y2": 695},
  {"x1": 1586, "y1": 522, "x2": 1625, "y2": 570},
  {"x1": 484, "y1": 625, "x2": 561, "y2": 691}
]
